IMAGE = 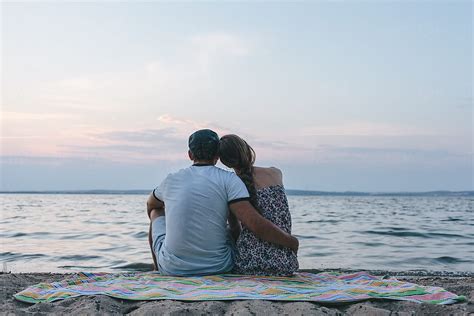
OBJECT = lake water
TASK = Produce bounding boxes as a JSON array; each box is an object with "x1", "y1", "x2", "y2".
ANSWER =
[{"x1": 1, "y1": 194, "x2": 472, "y2": 273}]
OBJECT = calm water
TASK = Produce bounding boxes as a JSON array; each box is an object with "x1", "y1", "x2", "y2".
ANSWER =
[{"x1": 1, "y1": 194, "x2": 472, "y2": 273}]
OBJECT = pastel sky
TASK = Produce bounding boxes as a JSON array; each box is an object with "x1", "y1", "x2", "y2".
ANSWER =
[{"x1": 1, "y1": 1, "x2": 472, "y2": 191}]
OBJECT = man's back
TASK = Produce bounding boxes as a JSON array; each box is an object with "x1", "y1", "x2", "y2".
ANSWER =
[{"x1": 153, "y1": 165, "x2": 249, "y2": 275}]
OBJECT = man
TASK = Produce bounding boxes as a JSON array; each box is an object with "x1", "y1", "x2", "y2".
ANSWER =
[{"x1": 147, "y1": 129, "x2": 299, "y2": 276}]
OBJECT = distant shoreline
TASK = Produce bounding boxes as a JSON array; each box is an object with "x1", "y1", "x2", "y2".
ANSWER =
[{"x1": 0, "y1": 189, "x2": 472, "y2": 197}]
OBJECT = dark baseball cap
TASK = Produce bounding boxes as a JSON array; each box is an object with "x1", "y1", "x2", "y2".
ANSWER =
[{"x1": 188, "y1": 129, "x2": 220, "y2": 154}]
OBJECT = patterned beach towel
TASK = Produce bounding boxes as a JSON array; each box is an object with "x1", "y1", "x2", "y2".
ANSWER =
[{"x1": 14, "y1": 271, "x2": 465, "y2": 305}]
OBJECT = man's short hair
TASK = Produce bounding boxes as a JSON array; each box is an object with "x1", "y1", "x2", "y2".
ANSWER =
[{"x1": 188, "y1": 129, "x2": 220, "y2": 161}]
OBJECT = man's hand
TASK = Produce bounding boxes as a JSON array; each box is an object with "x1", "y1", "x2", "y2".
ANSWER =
[
  {"x1": 229, "y1": 200, "x2": 299, "y2": 253},
  {"x1": 227, "y1": 212, "x2": 242, "y2": 242}
]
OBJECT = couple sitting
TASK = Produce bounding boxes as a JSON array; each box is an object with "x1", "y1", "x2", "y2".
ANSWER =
[{"x1": 147, "y1": 129, "x2": 299, "y2": 276}]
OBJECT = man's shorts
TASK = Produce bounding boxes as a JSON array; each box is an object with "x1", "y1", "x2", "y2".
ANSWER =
[{"x1": 151, "y1": 216, "x2": 166, "y2": 257}]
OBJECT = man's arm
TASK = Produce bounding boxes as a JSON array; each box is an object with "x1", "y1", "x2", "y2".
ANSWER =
[
  {"x1": 229, "y1": 200, "x2": 299, "y2": 252},
  {"x1": 147, "y1": 192, "x2": 165, "y2": 271},
  {"x1": 147, "y1": 192, "x2": 165, "y2": 219}
]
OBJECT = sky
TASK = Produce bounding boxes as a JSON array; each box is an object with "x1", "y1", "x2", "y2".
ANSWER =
[{"x1": 1, "y1": 1, "x2": 472, "y2": 192}]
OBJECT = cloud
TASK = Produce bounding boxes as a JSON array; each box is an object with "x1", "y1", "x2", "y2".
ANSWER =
[
  {"x1": 62, "y1": 144, "x2": 185, "y2": 161},
  {"x1": 145, "y1": 32, "x2": 251, "y2": 75},
  {"x1": 55, "y1": 114, "x2": 233, "y2": 162},
  {"x1": 1, "y1": 111, "x2": 76, "y2": 121},
  {"x1": 0, "y1": 155, "x2": 189, "y2": 191},
  {"x1": 56, "y1": 127, "x2": 184, "y2": 161},
  {"x1": 96, "y1": 127, "x2": 179, "y2": 144},
  {"x1": 30, "y1": 32, "x2": 251, "y2": 114},
  {"x1": 308, "y1": 144, "x2": 471, "y2": 166},
  {"x1": 3, "y1": 108, "x2": 468, "y2": 169},
  {"x1": 245, "y1": 132, "x2": 471, "y2": 167},
  {"x1": 190, "y1": 32, "x2": 251, "y2": 71},
  {"x1": 1, "y1": 111, "x2": 87, "y2": 156},
  {"x1": 58, "y1": 114, "x2": 237, "y2": 161},
  {"x1": 299, "y1": 121, "x2": 435, "y2": 137},
  {"x1": 157, "y1": 115, "x2": 199, "y2": 128},
  {"x1": 0, "y1": 111, "x2": 238, "y2": 161},
  {"x1": 191, "y1": 32, "x2": 250, "y2": 57},
  {"x1": 156, "y1": 114, "x2": 235, "y2": 136},
  {"x1": 40, "y1": 110, "x2": 293, "y2": 163},
  {"x1": 2, "y1": 31, "x2": 253, "y2": 157},
  {"x1": 7, "y1": 31, "x2": 252, "y2": 116}
]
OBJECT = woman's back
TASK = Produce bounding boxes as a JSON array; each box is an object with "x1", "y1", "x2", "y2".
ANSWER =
[{"x1": 233, "y1": 167, "x2": 299, "y2": 276}]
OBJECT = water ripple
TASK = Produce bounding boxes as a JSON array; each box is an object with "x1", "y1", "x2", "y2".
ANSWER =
[
  {"x1": 1, "y1": 194, "x2": 472, "y2": 273},
  {"x1": 361, "y1": 230, "x2": 468, "y2": 239}
]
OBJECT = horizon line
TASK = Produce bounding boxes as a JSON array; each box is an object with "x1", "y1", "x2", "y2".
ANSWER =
[{"x1": 0, "y1": 189, "x2": 472, "y2": 197}]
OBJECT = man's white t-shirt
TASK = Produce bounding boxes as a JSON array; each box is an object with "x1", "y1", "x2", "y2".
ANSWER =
[{"x1": 153, "y1": 164, "x2": 249, "y2": 275}]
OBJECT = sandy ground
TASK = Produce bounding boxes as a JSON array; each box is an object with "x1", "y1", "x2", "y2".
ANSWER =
[{"x1": 1, "y1": 270, "x2": 473, "y2": 315}]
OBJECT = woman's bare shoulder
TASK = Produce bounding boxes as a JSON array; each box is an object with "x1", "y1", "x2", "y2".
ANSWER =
[
  {"x1": 268, "y1": 166, "x2": 282, "y2": 177},
  {"x1": 254, "y1": 165, "x2": 281, "y2": 171},
  {"x1": 253, "y1": 166, "x2": 283, "y2": 186},
  {"x1": 253, "y1": 166, "x2": 280, "y2": 175}
]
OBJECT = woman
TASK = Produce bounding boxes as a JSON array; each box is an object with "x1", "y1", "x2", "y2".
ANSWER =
[{"x1": 219, "y1": 134, "x2": 299, "y2": 276}]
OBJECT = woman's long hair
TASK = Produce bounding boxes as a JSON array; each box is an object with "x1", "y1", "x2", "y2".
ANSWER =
[{"x1": 219, "y1": 135, "x2": 260, "y2": 212}]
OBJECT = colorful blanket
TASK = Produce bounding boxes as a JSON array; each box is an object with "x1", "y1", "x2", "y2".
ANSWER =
[{"x1": 14, "y1": 271, "x2": 465, "y2": 304}]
